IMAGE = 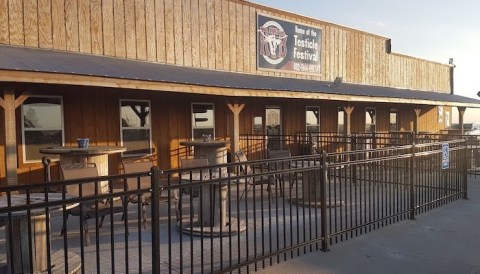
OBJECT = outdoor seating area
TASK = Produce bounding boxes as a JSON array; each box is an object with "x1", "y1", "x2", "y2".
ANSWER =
[{"x1": 0, "y1": 137, "x2": 475, "y2": 273}]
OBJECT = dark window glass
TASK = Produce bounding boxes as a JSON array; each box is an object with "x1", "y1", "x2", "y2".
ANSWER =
[
  {"x1": 22, "y1": 97, "x2": 63, "y2": 162},
  {"x1": 120, "y1": 100, "x2": 151, "y2": 156},
  {"x1": 192, "y1": 103, "x2": 215, "y2": 140}
]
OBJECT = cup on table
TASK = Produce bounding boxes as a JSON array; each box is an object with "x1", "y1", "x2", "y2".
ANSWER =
[{"x1": 77, "y1": 138, "x2": 89, "y2": 148}]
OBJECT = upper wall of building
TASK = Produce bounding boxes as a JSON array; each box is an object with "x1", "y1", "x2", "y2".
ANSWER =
[{"x1": 0, "y1": 0, "x2": 452, "y2": 93}]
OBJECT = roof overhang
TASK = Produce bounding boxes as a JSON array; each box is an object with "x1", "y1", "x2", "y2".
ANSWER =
[{"x1": 1, "y1": 45, "x2": 480, "y2": 108}]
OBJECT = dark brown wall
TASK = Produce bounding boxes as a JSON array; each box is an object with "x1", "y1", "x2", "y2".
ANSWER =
[{"x1": 0, "y1": 85, "x2": 452, "y2": 185}]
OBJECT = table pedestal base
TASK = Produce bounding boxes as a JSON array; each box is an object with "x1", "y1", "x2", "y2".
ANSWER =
[
  {"x1": 177, "y1": 218, "x2": 246, "y2": 237},
  {"x1": 1, "y1": 251, "x2": 81, "y2": 274},
  {"x1": 6, "y1": 215, "x2": 47, "y2": 273}
]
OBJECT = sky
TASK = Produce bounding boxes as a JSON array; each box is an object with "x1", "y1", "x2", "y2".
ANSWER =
[{"x1": 251, "y1": 0, "x2": 480, "y2": 123}]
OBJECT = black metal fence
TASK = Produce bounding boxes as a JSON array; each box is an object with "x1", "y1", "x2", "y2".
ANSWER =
[
  {"x1": 240, "y1": 132, "x2": 480, "y2": 175},
  {"x1": 0, "y1": 140, "x2": 468, "y2": 273}
]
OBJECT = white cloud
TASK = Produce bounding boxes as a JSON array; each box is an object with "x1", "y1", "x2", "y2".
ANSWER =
[{"x1": 367, "y1": 21, "x2": 386, "y2": 27}]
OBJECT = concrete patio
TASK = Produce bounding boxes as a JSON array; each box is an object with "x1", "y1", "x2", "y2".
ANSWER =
[{"x1": 257, "y1": 176, "x2": 480, "y2": 274}]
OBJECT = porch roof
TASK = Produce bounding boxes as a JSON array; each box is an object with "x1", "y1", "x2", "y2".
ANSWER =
[{"x1": 1, "y1": 45, "x2": 480, "y2": 107}]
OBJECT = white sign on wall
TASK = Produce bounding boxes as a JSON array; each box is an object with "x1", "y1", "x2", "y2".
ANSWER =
[{"x1": 442, "y1": 143, "x2": 449, "y2": 169}]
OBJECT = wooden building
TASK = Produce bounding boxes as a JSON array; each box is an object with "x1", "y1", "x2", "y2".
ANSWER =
[{"x1": 1, "y1": 0, "x2": 479, "y2": 186}]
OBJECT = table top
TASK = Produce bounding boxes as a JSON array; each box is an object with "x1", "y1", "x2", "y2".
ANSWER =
[
  {"x1": 180, "y1": 140, "x2": 229, "y2": 147},
  {"x1": 40, "y1": 146, "x2": 126, "y2": 155},
  {"x1": 0, "y1": 193, "x2": 77, "y2": 217}
]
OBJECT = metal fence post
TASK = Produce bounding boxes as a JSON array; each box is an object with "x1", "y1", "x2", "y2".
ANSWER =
[
  {"x1": 320, "y1": 151, "x2": 329, "y2": 252},
  {"x1": 352, "y1": 135, "x2": 357, "y2": 185},
  {"x1": 463, "y1": 141, "x2": 469, "y2": 200},
  {"x1": 151, "y1": 167, "x2": 161, "y2": 274},
  {"x1": 409, "y1": 143, "x2": 416, "y2": 220},
  {"x1": 409, "y1": 131, "x2": 415, "y2": 145},
  {"x1": 372, "y1": 131, "x2": 377, "y2": 149}
]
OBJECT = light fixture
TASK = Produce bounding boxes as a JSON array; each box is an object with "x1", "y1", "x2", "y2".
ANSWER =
[
  {"x1": 333, "y1": 76, "x2": 342, "y2": 87},
  {"x1": 449, "y1": 58, "x2": 456, "y2": 68}
]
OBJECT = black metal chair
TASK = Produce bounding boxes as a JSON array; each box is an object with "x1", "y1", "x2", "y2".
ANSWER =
[
  {"x1": 235, "y1": 149, "x2": 275, "y2": 202},
  {"x1": 122, "y1": 157, "x2": 179, "y2": 228},
  {"x1": 60, "y1": 163, "x2": 124, "y2": 246}
]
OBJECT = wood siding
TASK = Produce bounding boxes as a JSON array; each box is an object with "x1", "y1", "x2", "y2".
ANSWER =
[{"x1": 0, "y1": 0, "x2": 451, "y2": 93}]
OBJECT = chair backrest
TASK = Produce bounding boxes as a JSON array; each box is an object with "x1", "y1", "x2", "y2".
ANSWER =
[
  {"x1": 180, "y1": 158, "x2": 209, "y2": 181},
  {"x1": 268, "y1": 149, "x2": 291, "y2": 159},
  {"x1": 235, "y1": 150, "x2": 252, "y2": 175},
  {"x1": 122, "y1": 159, "x2": 153, "y2": 190},
  {"x1": 180, "y1": 158, "x2": 208, "y2": 168},
  {"x1": 61, "y1": 163, "x2": 102, "y2": 197}
]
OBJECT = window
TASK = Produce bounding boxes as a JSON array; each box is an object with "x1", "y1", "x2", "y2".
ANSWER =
[
  {"x1": 445, "y1": 111, "x2": 450, "y2": 128},
  {"x1": 120, "y1": 100, "x2": 152, "y2": 156},
  {"x1": 337, "y1": 108, "x2": 345, "y2": 134},
  {"x1": 265, "y1": 106, "x2": 281, "y2": 135},
  {"x1": 438, "y1": 106, "x2": 443, "y2": 124},
  {"x1": 192, "y1": 103, "x2": 215, "y2": 140},
  {"x1": 365, "y1": 108, "x2": 376, "y2": 132},
  {"x1": 390, "y1": 109, "x2": 398, "y2": 131},
  {"x1": 266, "y1": 106, "x2": 282, "y2": 150},
  {"x1": 253, "y1": 116, "x2": 263, "y2": 134},
  {"x1": 22, "y1": 96, "x2": 64, "y2": 163},
  {"x1": 306, "y1": 106, "x2": 320, "y2": 133}
]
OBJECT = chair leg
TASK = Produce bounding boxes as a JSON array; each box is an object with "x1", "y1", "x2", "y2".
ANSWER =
[
  {"x1": 99, "y1": 215, "x2": 106, "y2": 228},
  {"x1": 174, "y1": 194, "x2": 180, "y2": 222},
  {"x1": 239, "y1": 183, "x2": 253, "y2": 201},
  {"x1": 83, "y1": 217, "x2": 90, "y2": 246},
  {"x1": 142, "y1": 204, "x2": 147, "y2": 230},
  {"x1": 60, "y1": 214, "x2": 69, "y2": 236},
  {"x1": 121, "y1": 197, "x2": 129, "y2": 221}
]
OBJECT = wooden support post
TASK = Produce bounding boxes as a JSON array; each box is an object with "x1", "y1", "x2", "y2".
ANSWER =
[
  {"x1": 2, "y1": 88, "x2": 18, "y2": 185},
  {"x1": 457, "y1": 107, "x2": 466, "y2": 135},
  {"x1": 1, "y1": 88, "x2": 30, "y2": 186},
  {"x1": 343, "y1": 106, "x2": 354, "y2": 137},
  {"x1": 227, "y1": 103, "x2": 245, "y2": 162},
  {"x1": 414, "y1": 108, "x2": 422, "y2": 134},
  {"x1": 343, "y1": 106, "x2": 355, "y2": 154}
]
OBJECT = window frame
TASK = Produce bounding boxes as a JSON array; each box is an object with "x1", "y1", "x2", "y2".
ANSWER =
[
  {"x1": 444, "y1": 110, "x2": 450, "y2": 128},
  {"x1": 337, "y1": 107, "x2": 345, "y2": 134},
  {"x1": 265, "y1": 106, "x2": 282, "y2": 135},
  {"x1": 389, "y1": 109, "x2": 399, "y2": 131},
  {"x1": 306, "y1": 106, "x2": 320, "y2": 133},
  {"x1": 365, "y1": 107, "x2": 377, "y2": 133},
  {"x1": 21, "y1": 95, "x2": 65, "y2": 163},
  {"x1": 119, "y1": 99, "x2": 152, "y2": 157},
  {"x1": 253, "y1": 115, "x2": 263, "y2": 134},
  {"x1": 191, "y1": 102, "x2": 215, "y2": 140}
]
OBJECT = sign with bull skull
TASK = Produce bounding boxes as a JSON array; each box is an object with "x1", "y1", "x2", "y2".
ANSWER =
[{"x1": 257, "y1": 14, "x2": 322, "y2": 74}]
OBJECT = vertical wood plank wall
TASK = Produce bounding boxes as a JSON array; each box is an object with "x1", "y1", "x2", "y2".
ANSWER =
[{"x1": 0, "y1": 0, "x2": 451, "y2": 93}]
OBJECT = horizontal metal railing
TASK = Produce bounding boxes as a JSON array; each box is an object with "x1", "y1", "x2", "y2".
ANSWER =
[
  {"x1": 240, "y1": 132, "x2": 480, "y2": 175},
  {"x1": 0, "y1": 140, "x2": 468, "y2": 273}
]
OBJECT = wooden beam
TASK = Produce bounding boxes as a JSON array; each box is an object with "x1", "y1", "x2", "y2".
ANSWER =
[
  {"x1": 457, "y1": 106, "x2": 466, "y2": 135},
  {"x1": 0, "y1": 96, "x2": 5, "y2": 109},
  {"x1": 1, "y1": 70, "x2": 479, "y2": 108},
  {"x1": 14, "y1": 92, "x2": 32, "y2": 109},
  {"x1": 227, "y1": 103, "x2": 245, "y2": 162},
  {"x1": 3, "y1": 87, "x2": 18, "y2": 185},
  {"x1": 414, "y1": 108, "x2": 421, "y2": 134}
]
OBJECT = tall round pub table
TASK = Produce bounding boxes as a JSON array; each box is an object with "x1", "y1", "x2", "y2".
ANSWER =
[
  {"x1": 179, "y1": 140, "x2": 229, "y2": 165},
  {"x1": 40, "y1": 146, "x2": 126, "y2": 177},
  {"x1": 0, "y1": 193, "x2": 80, "y2": 274}
]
